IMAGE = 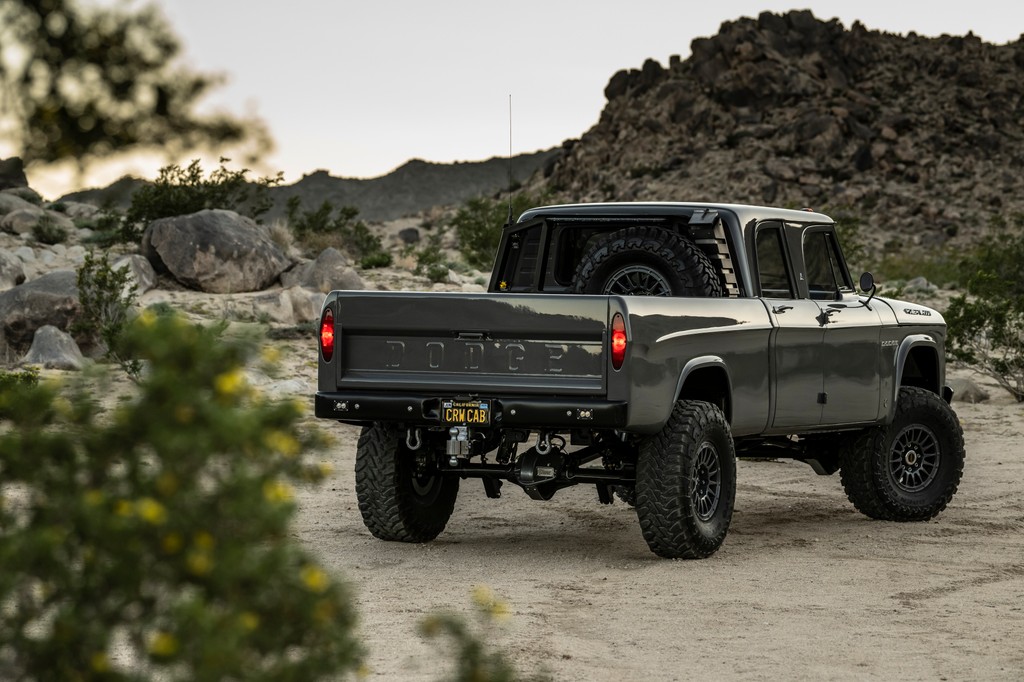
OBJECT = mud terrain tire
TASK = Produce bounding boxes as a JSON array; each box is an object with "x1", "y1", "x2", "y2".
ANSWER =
[
  {"x1": 839, "y1": 387, "x2": 964, "y2": 521},
  {"x1": 636, "y1": 401, "x2": 737, "y2": 559},
  {"x1": 355, "y1": 423, "x2": 459, "y2": 542},
  {"x1": 572, "y1": 226, "x2": 723, "y2": 297}
]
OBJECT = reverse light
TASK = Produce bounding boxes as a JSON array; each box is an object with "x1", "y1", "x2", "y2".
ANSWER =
[
  {"x1": 319, "y1": 308, "x2": 335, "y2": 362},
  {"x1": 611, "y1": 313, "x2": 627, "y2": 370}
]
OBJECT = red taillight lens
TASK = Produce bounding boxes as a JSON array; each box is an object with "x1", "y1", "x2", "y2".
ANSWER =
[
  {"x1": 611, "y1": 313, "x2": 627, "y2": 370},
  {"x1": 320, "y1": 308, "x2": 335, "y2": 362}
]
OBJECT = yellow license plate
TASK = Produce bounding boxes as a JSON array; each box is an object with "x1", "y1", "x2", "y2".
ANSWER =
[{"x1": 441, "y1": 399, "x2": 491, "y2": 426}]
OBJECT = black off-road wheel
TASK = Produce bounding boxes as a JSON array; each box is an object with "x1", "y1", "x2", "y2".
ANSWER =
[
  {"x1": 839, "y1": 387, "x2": 964, "y2": 521},
  {"x1": 636, "y1": 401, "x2": 737, "y2": 559},
  {"x1": 355, "y1": 423, "x2": 459, "y2": 542},
  {"x1": 572, "y1": 226, "x2": 724, "y2": 297}
]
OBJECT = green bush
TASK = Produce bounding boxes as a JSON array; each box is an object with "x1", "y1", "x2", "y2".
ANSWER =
[
  {"x1": 0, "y1": 367, "x2": 39, "y2": 391},
  {"x1": 32, "y1": 214, "x2": 68, "y2": 245},
  {"x1": 451, "y1": 192, "x2": 544, "y2": 270},
  {"x1": 285, "y1": 197, "x2": 391, "y2": 269},
  {"x1": 945, "y1": 213, "x2": 1024, "y2": 402},
  {"x1": 0, "y1": 314, "x2": 361, "y2": 679},
  {"x1": 121, "y1": 158, "x2": 282, "y2": 242},
  {"x1": 415, "y1": 233, "x2": 451, "y2": 283},
  {"x1": 72, "y1": 251, "x2": 140, "y2": 380}
]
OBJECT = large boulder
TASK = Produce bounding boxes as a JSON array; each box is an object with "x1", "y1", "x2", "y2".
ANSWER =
[
  {"x1": 0, "y1": 192, "x2": 36, "y2": 216},
  {"x1": 142, "y1": 209, "x2": 292, "y2": 293},
  {"x1": 280, "y1": 247, "x2": 364, "y2": 293},
  {"x1": 0, "y1": 270, "x2": 79, "y2": 357},
  {"x1": 0, "y1": 250, "x2": 26, "y2": 290},
  {"x1": 948, "y1": 377, "x2": 990, "y2": 404},
  {"x1": 21, "y1": 325, "x2": 85, "y2": 370},
  {"x1": 0, "y1": 207, "x2": 74, "y2": 237}
]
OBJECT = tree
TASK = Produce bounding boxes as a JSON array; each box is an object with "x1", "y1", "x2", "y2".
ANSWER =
[
  {"x1": 0, "y1": 0, "x2": 266, "y2": 167},
  {"x1": 451, "y1": 191, "x2": 546, "y2": 270}
]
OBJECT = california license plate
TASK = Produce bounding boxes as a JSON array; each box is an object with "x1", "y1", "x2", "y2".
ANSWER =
[{"x1": 441, "y1": 399, "x2": 491, "y2": 426}]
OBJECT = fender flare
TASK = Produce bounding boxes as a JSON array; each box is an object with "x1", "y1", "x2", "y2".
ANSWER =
[
  {"x1": 673, "y1": 355, "x2": 733, "y2": 422},
  {"x1": 890, "y1": 333, "x2": 939, "y2": 419}
]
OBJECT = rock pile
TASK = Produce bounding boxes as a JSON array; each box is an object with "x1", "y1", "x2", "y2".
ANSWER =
[{"x1": 543, "y1": 10, "x2": 1024, "y2": 261}]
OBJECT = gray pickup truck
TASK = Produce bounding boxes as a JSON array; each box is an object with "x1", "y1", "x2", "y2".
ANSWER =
[{"x1": 315, "y1": 202, "x2": 964, "y2": 559}]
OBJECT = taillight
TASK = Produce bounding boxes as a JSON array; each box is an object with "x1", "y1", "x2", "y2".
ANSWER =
[
  {"x1": 611, "y1": 313, "x2": 627, "y2": 370},
  {"x1": 320, "y1": 308, "x2": 335, "y2": 362}
]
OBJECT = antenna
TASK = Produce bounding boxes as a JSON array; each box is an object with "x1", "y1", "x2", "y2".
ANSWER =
[{"x1": 507, "y1": 93, "x2": 513, "y2": 225}]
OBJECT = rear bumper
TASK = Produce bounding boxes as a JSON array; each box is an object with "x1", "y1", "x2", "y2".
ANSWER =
[{"x1": 315, "y1": 391, "x2": 628, "y2": 429}]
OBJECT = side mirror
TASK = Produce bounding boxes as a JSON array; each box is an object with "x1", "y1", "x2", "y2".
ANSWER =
[
  {"x1": 859, "y1": 271, "x2": 875, "y2": 293},
  {"x1": 859, "y1": 272, "x2": 876, "y2": 310}
]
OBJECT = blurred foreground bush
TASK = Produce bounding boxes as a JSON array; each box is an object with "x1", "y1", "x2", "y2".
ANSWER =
[{"x1": 0, "y1": 314, "x2": 361, "y2": 679}]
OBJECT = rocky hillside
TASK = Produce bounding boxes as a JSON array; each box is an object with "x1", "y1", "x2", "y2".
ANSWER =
[
  {"x1": 541, "y1": 10, "x2": 1024, "y2": 263},
  {"x1": 62, "y1": 150, "x2": 559, "y2": 223}
]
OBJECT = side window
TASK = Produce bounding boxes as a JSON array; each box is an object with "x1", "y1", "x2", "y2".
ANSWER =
[
  {"x1": 755, "y1": 227, "x2": 794, "y2": 298},
  {"x1": 803, "y1": 231, "x2": 849, "y2": 300},
  {"x1": 496, "y1": 225, "x2": 541, "y2": 291}
]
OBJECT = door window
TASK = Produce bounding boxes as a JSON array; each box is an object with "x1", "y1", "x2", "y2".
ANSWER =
[
  {"x1": 755, "y1": 227, "x2": 794, "y2": 298},
  {"x1": 803, "y1": 231, "x2": 849, "y2": 300}
]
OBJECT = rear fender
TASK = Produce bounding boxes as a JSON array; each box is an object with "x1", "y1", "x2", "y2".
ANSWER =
[{"x1": 674, "y1": 356, "x2": 733, "y2": 423}]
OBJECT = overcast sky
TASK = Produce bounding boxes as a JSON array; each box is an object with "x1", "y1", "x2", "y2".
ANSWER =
[{"x1": 29, "y1": 1, "x2": 1024, "y2": 195}]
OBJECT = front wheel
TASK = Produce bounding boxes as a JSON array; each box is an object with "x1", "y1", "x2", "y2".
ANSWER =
[
  {"x1": 636, "y1": 401, "x2": 737, "y2": 559},
  {"x1": 355, "y1": 423, "x2": 459, "y2": 542},
  {"x1": 839, "y1": 387, "x2": 964, "y2": 521}
]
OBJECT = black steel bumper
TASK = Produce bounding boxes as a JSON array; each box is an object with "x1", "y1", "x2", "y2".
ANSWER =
[{"x1": 315, "y1": 391, "x2": 628, "y2": 429}]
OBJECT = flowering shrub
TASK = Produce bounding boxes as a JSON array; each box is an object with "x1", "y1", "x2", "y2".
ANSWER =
[{"x1": 0, "y1": 314, "x2": 360, "y2": 679}]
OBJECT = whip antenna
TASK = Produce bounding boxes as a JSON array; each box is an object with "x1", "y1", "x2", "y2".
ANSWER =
[{"x1": 507, "y1": 93, "x2": 513, "y2": 225}]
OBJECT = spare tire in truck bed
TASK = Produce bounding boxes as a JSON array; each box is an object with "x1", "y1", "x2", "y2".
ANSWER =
[{"x1": 571, "y1": 226, "x2": 724, "y2": 297}]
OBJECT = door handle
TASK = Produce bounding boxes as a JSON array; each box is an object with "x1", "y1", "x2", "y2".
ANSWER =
[
  {"x1": 817, "y1": 308, "x2": 840, "y2": 325},
  {"x1": 772, "y1": 305, "x2": 794, "y2": 314}
]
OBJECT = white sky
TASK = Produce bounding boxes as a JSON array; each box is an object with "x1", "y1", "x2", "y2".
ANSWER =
[{"x1": 23, "y1": 1, "x2": 1024, "y2": 195}]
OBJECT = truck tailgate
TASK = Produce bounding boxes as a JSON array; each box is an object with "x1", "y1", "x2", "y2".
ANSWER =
[{"x1": 328, "y1": 291, "x2": 608, "y2": 395}]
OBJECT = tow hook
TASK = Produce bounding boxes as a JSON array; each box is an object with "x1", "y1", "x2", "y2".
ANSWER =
[
  {"x1": 536, "y1": 431, "x2": 553, "y2": 455},
  {"x1": 446, "y1": 426, "x2": 470, "y2": 465},
  {"x1": 406, "y1": 427, "x2": 422, "y2": 451}
]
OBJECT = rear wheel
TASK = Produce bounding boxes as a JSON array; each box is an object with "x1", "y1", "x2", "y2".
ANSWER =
[
  {"x1": 636, "y1": 401, "x2": 736, "y2": 559},
  {"x1": 355, "y1": 423, "x2": 459, "y2": 542},
  {"x1": 839, "y1": 387, "x2": 964, "y2": 521}
]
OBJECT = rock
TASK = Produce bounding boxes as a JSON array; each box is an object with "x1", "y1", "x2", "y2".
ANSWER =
[
  {"x1": 142, "y1": 209, "x2": 292, "y2": 294},
  {"x1": 398, "y1": 227, "x2": 421, "y2": 244},
  {"x1": 0, "y1": 250, "x2": 26, "y2": 289},
  {"x1": 280, "y1": 247, "x2": 363, "y2": 293},
  {"x1": 0, "y1": 192, "x2": 36, "y2": 216},
  {"x1": 0, "y1": 207, "x2": 74, "y2": 237},
  {"x1": 0, "y1": 157, "x2": 28, "y2": 190},
  {"x1": 286, "y1": 286, "x2": 326, "y2": 324},
  {"x1": 0, "y1": 270, "x2": 79, "y2": 356},
  {"x1": 21, "y1": 325, "x2": 85, "y2": 370},
  {"x1": 250, "y1": 290, "x2": 295, "y2": 325},
  {"x1": 113, "y1": 254, "x2": 157, "y2": 296},
  {"x1": 3, "y1": 186, "x2": 43, "y2": 204},
  {"x1": 54, "y1": 201, "x2": 100, "y2": 220},
  {"x1": 905, "y1": 276, "x2": 938, "y2": 293},
  {"x1": 14, "y1": 246, "x2": 35, "y2": 262},
  {"x1": 948, "y1": 377, "x2": 990, "y2": 404}
]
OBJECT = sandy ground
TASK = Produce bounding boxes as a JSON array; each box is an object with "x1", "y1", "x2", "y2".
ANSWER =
[{"x1": 292, "y1": 365, "x2": 1024, "y2": 681}]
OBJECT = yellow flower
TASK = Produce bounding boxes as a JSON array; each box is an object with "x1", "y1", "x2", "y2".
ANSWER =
[
  {"x1": 114, "y1": 499, "x2": 133, "y2": 518},
  {"x1": 471, "y1": 584, "x2": 494, "y2": 608},
  {"x1": 239, "y1": 611, "x2": 260, "y2": 631},
  {"x1": 471, "y1": 584, "x2": 510, "y2": 622},
  {"x1": 262, "y1": 479, "x2": 294, "y2": 504},
  {"x1": 317, "y1": 462, "x2": 335, "y2": 477},
  {"x1": 187, "y1": 551, "x2": 213, "y2": 576},
  {"x1": 214, "y1": 368, "x2": 246, "y2": 397},
  {"x1": 161, "y1": 533, "x2": 183, "y2": 555},
  {"x1": 264, "y1": 430, "x2": 300, "y2": 457},
  {"x1": 148, "y1": 631, "x2": 179, "y2": 657},
  {"x1": 90, "y1": 652, "x2": 109, "y2": 672},
  {"x1": 83, "y1": 489, "x2": 104, "y2": 507},
  {"x1": 136, "y1": 497, "x2": 167, "y2": 525},
  {"x1": 300, "y1": 565, "x2": 330, "y2": 593},
  {"x1": 138, "y1": 308, "x2": 157, "y2": 328}
]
